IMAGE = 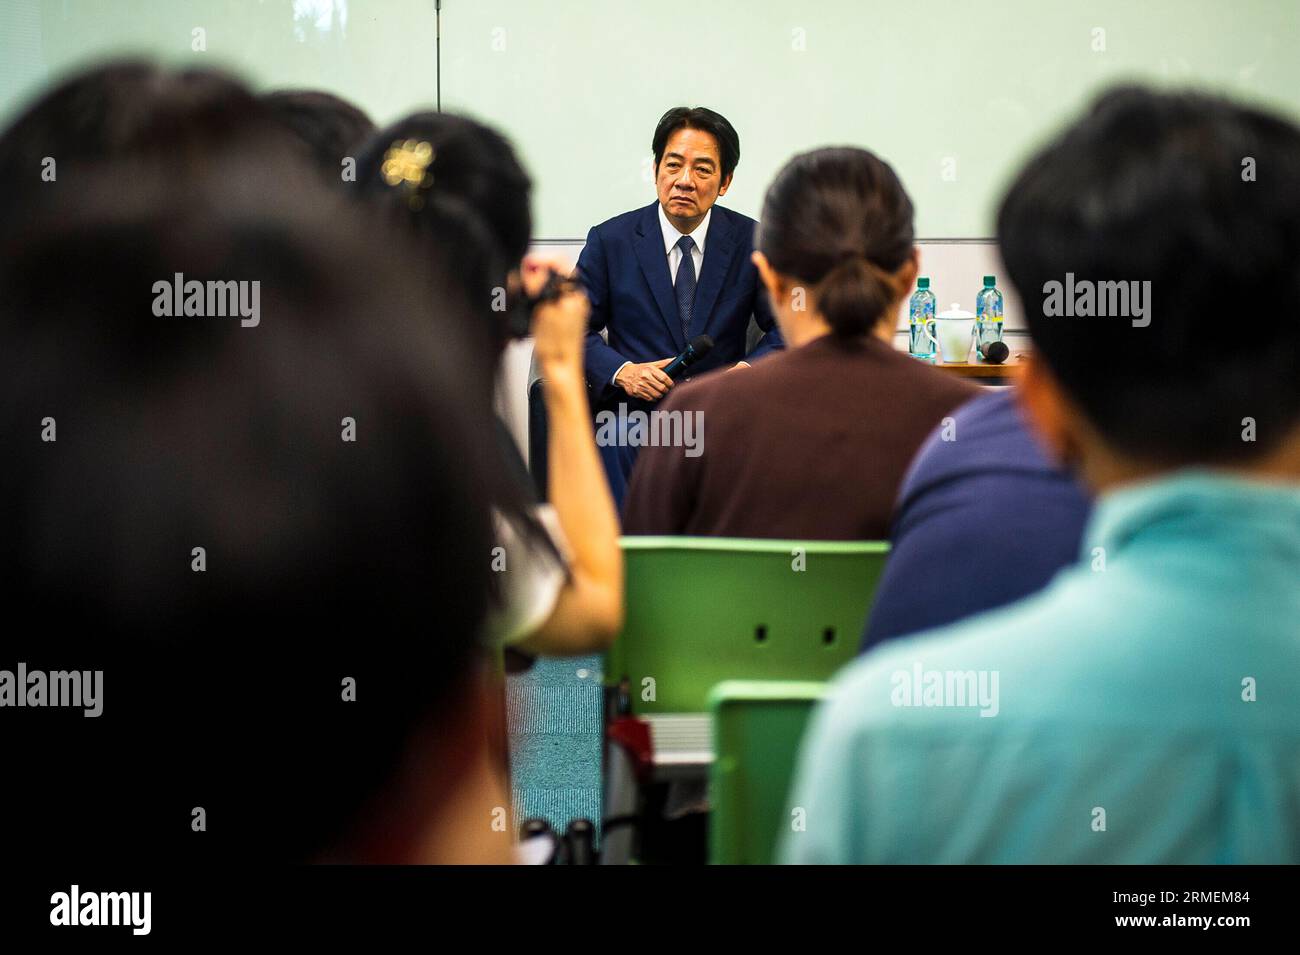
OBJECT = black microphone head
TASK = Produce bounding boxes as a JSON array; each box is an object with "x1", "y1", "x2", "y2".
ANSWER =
[
  {"x1": 687, "y1": 334, "x2": 714, "y2": 363},
  {"x1": 981, "y1": 340, "x2": 1010, "y2": 364}
]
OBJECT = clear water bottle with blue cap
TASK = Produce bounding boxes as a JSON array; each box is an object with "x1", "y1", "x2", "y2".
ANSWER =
[
  {"x1": 908, "y1": 276, "x2": 937, "y2": 361},
  {"x1": 975, "y1": 275, "x2": 1004, "y2": 356}
]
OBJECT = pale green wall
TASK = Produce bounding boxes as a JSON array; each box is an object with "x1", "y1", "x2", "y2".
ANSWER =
[{"x1": 3, "y1": 0, "x2": 1299, "y2": 238}]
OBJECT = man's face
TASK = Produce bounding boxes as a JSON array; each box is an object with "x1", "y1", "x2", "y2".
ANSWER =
[{"x1": 656, "y1": 127, "x2": 731, "y2": 222}]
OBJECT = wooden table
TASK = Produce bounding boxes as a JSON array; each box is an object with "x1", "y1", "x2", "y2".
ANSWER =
[{"x1": 932, "y1": 350, "x2": 1029, "y2": 379}]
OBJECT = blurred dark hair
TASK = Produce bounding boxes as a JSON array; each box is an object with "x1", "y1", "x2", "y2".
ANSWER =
[
  {"x1": 652, "y1": 106, "x2": 740, "y2": 181},
  {"x1": 998, "y1": 86, "x2": 1300, "y2": 464},
  {"x1": 756, "y1": 146, "x2": 915, "y2": 338},
  {"x1": 261, "y1": 88, "x2": 375, "y2": 184},
  {"x1": 0, "y1": 162, "x2": 497, "y2": 863},
  {"x1": 355, "y1": 111, "x2": 532, "y2": 352},
  {"x1": 0, "y1": 60, "x2": 302, "y2": 230}
]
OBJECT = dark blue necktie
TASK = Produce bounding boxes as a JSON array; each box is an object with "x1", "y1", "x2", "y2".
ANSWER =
[{"x1": 674, "y1": 234, "x2": 697, "y2": 341}]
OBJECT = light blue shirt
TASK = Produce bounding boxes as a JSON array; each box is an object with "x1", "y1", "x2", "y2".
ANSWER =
[{"x1": 783, "y1": 472, "x2": 1300, "y2": 863}]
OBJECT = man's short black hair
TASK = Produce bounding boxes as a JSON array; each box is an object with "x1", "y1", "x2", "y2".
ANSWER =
[
  {"x1": 0, "y1": 60, "x2": 299, "y2": 229},
  {"x1": 998, "y1": 86, "x2": 1300, "y2": 464},
  {"x1": 262, "y1": 88, "x2": 375, "y2": 182},
  {"x1": 652, "y1": 106, "x2": 740, "y2": 181}
]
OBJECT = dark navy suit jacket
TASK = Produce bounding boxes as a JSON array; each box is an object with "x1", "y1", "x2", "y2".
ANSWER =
[{"x1": 577, "y1": 200, "x2": 783, "y2": 402}]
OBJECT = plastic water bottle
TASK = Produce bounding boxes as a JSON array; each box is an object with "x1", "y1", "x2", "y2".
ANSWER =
[
  {"x1": 908, "y1": 277, "x2": 936, "y2": 361},
  {"x1": 975, "y1": 275, "x2": 1003, "y2": 356}
]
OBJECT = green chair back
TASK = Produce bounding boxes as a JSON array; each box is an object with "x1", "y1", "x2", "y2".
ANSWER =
[
  {"x1": 709, "y1": 680, "x2": 825, "y2": 865},
  {"x1": 605, "y1": 537, "x2": 887, "y2": 715}
]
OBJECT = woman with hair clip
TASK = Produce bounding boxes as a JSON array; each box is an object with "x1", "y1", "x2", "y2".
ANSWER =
[
  {"x1": 355, "y1": 114, "x2": 623, "y2": 657},
  {"x1": 623, "y1": 146, "x2": 978, "y2": 540}
]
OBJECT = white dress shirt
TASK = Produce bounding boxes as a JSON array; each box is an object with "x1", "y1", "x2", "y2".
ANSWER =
[
  {"x1": 660, "y1": 201, "x2": 710, "y2": 283},
  {"x1": 610, "y1": 205, "x2": 713, "y2": 385}
]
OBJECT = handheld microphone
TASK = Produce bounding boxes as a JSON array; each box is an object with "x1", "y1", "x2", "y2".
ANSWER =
[
  {"x1": 662, "y1": 334, "x2": 715, "y2": 380},
  {"x1": 980, "y1": 340, "x2": 1010, "y2": 364}
]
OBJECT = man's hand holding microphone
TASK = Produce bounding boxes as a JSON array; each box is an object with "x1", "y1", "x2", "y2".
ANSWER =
[
  {"x1": 614, "y1": 359, "x2": 676, "y2": 401},
  {"x1": 613, "y1": 334, "x2": 717, "y2": 401}
]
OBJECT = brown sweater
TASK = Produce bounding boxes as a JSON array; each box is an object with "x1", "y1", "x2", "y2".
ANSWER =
[{"x1": 622, "y1": 334, "x2": 979, "y2": 540}]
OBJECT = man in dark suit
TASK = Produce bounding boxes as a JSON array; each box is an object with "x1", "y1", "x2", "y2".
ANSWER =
[{"x1": 577, "y1": 106, "x2": 783, "y2": 505}]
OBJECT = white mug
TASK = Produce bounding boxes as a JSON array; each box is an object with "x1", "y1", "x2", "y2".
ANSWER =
[{"x1": 929, "y1": 303, "x2": 975, "y2": 363}]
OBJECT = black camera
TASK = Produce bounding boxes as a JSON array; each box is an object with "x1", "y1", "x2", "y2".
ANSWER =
[{"x1": 507, "y1": 268, "x2": 582, "y2": 339}]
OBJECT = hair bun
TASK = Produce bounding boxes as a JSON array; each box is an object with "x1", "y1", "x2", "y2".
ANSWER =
[
  {"x1": 815, "y1": 255, "x2": 898, "y2": 338},
  {"x1": 756, "y1": 147, "x2": 915, "y2": 339}
]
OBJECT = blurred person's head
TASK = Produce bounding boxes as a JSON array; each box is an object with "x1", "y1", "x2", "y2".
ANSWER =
[
  {"x1": 355, "y1": 111, "x2": 533, "y2": 358},
  {"x1": 261, "y1": 88, "x2": 375, "y2": 186},
  {"x1": 652, "y1": 106, "x2": 740, "y2": 231},
  {"x1": 0, "y1": 163, "x2": 510, "y2": 864},
  {"x1": 753, "y1": 146, "x2": 918, "y2": 348},
  {"x1": 0, "y1": 59, "x2": 303, "y2": 230},
  {"x1": 354, "y1": 112, "x2": 562, "y2": 614},
  {"x1": 999, "y1": 86, "x2": 1300, "y2": 489}
]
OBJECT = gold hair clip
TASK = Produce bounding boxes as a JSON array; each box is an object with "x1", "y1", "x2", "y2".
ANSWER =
[{"x1": 381, "y1": 139, "x2": 435, "y2": 211}]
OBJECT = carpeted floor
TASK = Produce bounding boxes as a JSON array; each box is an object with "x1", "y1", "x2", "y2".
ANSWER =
[{"x1": 506, "y1": 653, "x2": 603, "y2": 837}]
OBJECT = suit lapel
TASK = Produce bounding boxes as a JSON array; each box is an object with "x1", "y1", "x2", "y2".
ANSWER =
[
  {"x1": 690, "y1": 208, "x2": 736, "y2": 339},
  {"x1": 632, "y1": 202, "x2": 686, "y2": 352}
]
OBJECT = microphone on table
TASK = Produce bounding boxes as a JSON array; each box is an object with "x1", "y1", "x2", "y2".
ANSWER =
[
  {"x1": 980, "y1": 340, "x2": 1010, "y2": 364},
  {"x1": 662, "y1": 334, "x2": 715, "y2": 380}
]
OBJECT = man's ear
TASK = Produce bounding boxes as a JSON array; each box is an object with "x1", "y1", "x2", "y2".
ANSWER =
[
  {"x1": 1016, "y1": 354, "x2": 1083, "y2": 470},
  {"x1": 718, "y1": 171, "x2": 733, "y2": 196}
]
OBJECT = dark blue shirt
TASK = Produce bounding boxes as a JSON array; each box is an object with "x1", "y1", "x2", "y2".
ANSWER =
[{"x1": 861, "y1": 390, "x2": 1091, "y2": 652}]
